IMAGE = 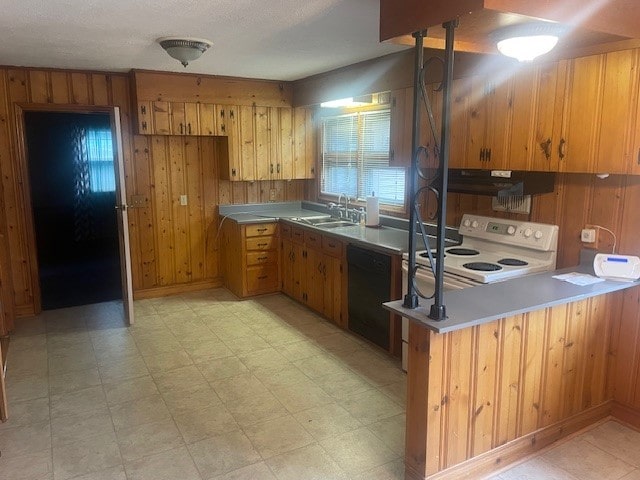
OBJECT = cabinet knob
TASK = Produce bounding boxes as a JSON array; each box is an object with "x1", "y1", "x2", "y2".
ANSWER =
[
  {"x1": 558, "y1": 138, "x2": 567, "y2": 159},
  {"x1": 141, "y1": 121, "x2": 147, "y2": 131},
  {"x1": 480, "y1": 148, "x2": 486, "y2": 162},
  {"x1": 180, "y1": 123, "x2": 184, "y2": 135},
  {"x1": 140, "y1": 105, "x2": 146, "y2": 115},
  {"x1": 231, "y1": 168, "x2": 237, "y2": 176},
  {"x1": 188, "y1": 123, "x2": 192, "y2": 135},
  {"x1": 277, "y1": 163, "x2": 280, "y2": 174},
  {"x1": 270, "y1": 164, "x2": 274, "y2": 174}
]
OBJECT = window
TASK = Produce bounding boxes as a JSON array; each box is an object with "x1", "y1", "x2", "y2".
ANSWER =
[
  {"x1": 85, "y1": 128, "x2": 116, "y2": 193},
  {"x1": 321, "y1": 109, "x2": 405, "y2": 206}
]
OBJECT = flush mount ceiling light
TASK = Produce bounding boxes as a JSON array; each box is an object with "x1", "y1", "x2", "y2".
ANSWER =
[
  {"x1": 157, "y1": 37, "x2": 213, "y2": 67},
  {"x1": 492, "y1": 22, "x2": 565, "y2": 62}
]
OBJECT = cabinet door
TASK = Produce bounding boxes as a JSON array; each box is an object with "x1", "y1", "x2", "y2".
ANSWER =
[
  {"x1": 184, "y1": 103, "x2": 199, "y2": 135},
  {"x1": 171, "y1": 103, "x2": 187, "y2": 135},
  {"x1": 279, "y1": 108, "x2": 295, "y2": 179},
  {"x1": 292, "y1": 243, "x2": 305, "y2": 302},
  {"x1": 596, "y1": 49, "x2": 639, "y2": 174},
  {"x1": 558, "y1": 55, "x2": 605, "y2": 173},
  {"x1": 322, "y1": 253, "x2": 343, "y2": 325},
  {"x1": 449, "y1": 78, "x2": 471, "y2": 169},
  {"x1": 239, "y1": 105, "x2": 256, "y2": 181},
  {"x1": 255, "y1": 106, "x2": 271, "y2": 181},
  {"x1": 199, "y1": 103, "x2": 216, "y2": 136},
  {"x1": 305, "y1": 247, "x2": 324, "y2": 313},
  {"x1": 293, "y1": 107, "x2": 316, "y2": 179},
  {"x1": 152, "y1": 101, "x2": 171, "y2": 135},
  {"x1": 465, "y1": 76, "x2": 488, "y2": 169},
  {"x1": 217, "y1": 105, "x2": 242, "y2": 180},
  {"x1": 136, "y1": 101, "x2": 152, "y2": 134},
  {"x1": 281, "y1": 238, "x2": 294, "y2": 296},
  {"x1": 484, "y1": 77, "x2": 514, "y2": 170}
]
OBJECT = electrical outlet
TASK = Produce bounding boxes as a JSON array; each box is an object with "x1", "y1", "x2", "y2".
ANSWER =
[
  {"x1": 180, "y1": 195, "x2": 188, "y2": 206},
  {"x1": 581, "y1": 228, "x2": 596, "y2": 243},
  {"x1": 269, "y1": 189, "x2": 277, "y2": 201},
  {"x1": 130, "y1": 194, "x2": 147, "y2": 208}
]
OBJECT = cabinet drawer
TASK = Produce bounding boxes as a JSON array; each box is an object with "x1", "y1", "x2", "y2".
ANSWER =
[
  {"x1": 246, "y1": 266, "x2": 279, "y2": 293},
  {"x1": 292, "y1": 226, "x2": 305, "y2": 244},
  {"x1": 304, "y1": 231, "x2": 321, "y2": 249},
  {"x1": 322, "y1": 236, "x2": 343, "y2": 257},
  {"x1": 280, "y1": 223, "x2": 292, "y2": 239},
  {"x1": 245, "y1": 223, "x2": 277, "y2": 237},
  {"x1": 246, "y1": 250, "x2": 278, "y2": 266},
  {"x1": 245, "y1": 236, "x2": 277, "y2": 251}
]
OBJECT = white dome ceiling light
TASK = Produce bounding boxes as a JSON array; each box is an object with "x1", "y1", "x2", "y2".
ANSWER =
[
  {"x1": 157, "y1": 37, "x2": 213, "y2": 67},
  {"x1": 492, "y1": 22, "x2": 566, "y2": 62}
]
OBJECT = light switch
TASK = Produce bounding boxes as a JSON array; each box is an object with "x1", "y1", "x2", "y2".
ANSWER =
[{"x1": 180, "y1": 195, "x2": 188, "y2": 206}]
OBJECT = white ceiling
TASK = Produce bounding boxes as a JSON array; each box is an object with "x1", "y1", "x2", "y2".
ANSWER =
[{"x1": 1, "y1": 0, "x2": 409, "y2": 81}]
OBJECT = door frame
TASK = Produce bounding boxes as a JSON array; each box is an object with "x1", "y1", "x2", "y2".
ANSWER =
[{"x1": 14, "y1": 103, "x2": 134, "y2": 320}]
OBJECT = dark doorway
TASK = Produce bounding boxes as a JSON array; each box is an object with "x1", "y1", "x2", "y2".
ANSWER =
[{"x1": 24, "y1": 111, "x2": 122, "y2": 310}]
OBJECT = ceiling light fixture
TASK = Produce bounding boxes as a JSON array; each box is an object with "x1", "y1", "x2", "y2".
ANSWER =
[
  {"x1": 157, "y1": 37, "x2": 213, "y2": 67},
  {"x1": 492, "y1": 23, "x2": 565, "y2": 62},
  {"x1": 320, "y1": 95, "x2": 373, "y2": 108}
]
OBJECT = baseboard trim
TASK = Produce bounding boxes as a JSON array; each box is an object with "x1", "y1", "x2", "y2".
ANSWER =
[
  {"x1": 405, "y1": 401, "x2": 613, "y2": 480},
  {"x1": 133, "y1": 279, "x2": 223, "y2": 300},
  {"x1": 15, "y1": 305, "x2": 35, "y2": 318},
  {"x1": 611, "y1": 401, "x2": 640, "y2": 430}
]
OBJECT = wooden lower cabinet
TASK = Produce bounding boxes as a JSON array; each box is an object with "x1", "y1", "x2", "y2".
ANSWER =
[
  {"x1": 280, "y1": 224, "x2": 345, "y2": 326},
  {"x1": 220, "y1": 220, "x2": 280, "y2": 297}
]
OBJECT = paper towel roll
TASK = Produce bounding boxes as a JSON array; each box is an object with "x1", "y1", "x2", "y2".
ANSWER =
[{"x1": 366, "y1": 195, "x2": 379, "y2": 226}]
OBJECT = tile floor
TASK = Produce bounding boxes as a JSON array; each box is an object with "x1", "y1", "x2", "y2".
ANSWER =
[{"x1": 1, "y1": 288, "x2": 640, "y2": 480}]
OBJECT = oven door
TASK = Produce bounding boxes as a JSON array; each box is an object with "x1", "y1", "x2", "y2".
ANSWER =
[{"x1": 400, "y1": 261, "x2": 479, "y2": 371}]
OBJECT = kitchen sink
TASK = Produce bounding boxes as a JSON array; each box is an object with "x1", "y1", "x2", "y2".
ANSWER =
[
  {"x1": 291, "y1": 217, "x2": 358, "y2": 229},
  {"x1": 315, "y1": 220, "x2": 358, "y2": 229}
]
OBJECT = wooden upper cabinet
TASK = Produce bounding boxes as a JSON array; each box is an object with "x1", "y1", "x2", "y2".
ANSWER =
[
  {"x1": 238, "y1": 105, "x2": 256, "y2": 181},
  {"x1": 137, "y1": 101, "x2": 152, "y2": 134},
  {"x1": 151, "y1": 101, "x2": 172, "y2": 135},
  {"x1": 254, "y1": 106, "x2": 271, "y2": 181},
  {"x1": 171, "y1": 102, "x2": 199, "y2": 136},
  {"x1": 293, "y1": 107, "x2": 316, "y2": 179},
  {"x1": 278, "y1": 107, "x2": 295, "y2": 180},
  {"x1": 217, "y1": 105, "x2": 242, "y2": 180},
  {"x1": 198, "y1": 103, "x2": 217, "y2": 136}
]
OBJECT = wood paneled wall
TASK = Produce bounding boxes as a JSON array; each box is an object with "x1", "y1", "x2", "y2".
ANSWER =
[
  {"x1": 406, "y1": 292, "x2": 622, "y2": 479},
  {"x1": 0, "y1": 67, "x2": 308, "y2": 316}
]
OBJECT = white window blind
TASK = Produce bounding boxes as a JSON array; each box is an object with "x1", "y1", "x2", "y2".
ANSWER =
[
  {"x1": 321, "y1": 109, "x2": 405, "y2": 206},
  {"x1": 85, "y1": 129, "x2": 116, "y2": 193}
]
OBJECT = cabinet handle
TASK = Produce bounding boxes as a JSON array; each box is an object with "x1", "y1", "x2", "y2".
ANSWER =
[
  {"x1": 317, "y1": 262, "x2": 323, "y2": 273},
  {"x1": 188, "y1": 123, "x2": 192, "y2": 135},
  {"x1": 310, "y1": 167, "x2": 315, "y2": 174},
  {"x1": 220, "y1": 110, "x2": 225, "y2": 119},
  {"x1": 141, "y1": 105, "x2": 147, "y2": 115},
  {"x1": 277, "y1": 163, "x2": 280, "y2": 174},
  {"x1": 637, "y1": 148, "x2": 639, "y2": 165},
  {"x1": 257, "y1": 256, "x2": 267, "y2": 261},
  {"x1": 257, "y1": 275, "x2": 268, "y2": 280},
  {"x1": 257, "y1": 243, "x2": 268, "y2": 247},
  {"x1": 558, "y1": 138, "x2": 567, "y2": 159},
  {"x1": 229, "y1": 110, "x2": 235, "y2": 119},
  {"x1": 487, "y1": 148, "x2": 492, "y2": 162},
  {"x1": 270, "y1": 164, "x2": 274, "y2": 174},
  {"x1": 257, "y1": 228, "x2": 267, "y2": 233},
  {"x1": 180, "y1": 123, "x2": 184, "y2": 135},
  {"x1": 141, "y1": 121, "x2": 147, "y2": 131},
  {"x1": 480, "y1": 148, "x2": 486, "y2": 162},
  {"x1": 221, "y1": 124, "x2": 226, "y2": 133},
  {"x1": 540, "y1": 138, "x2": 552, "y2": 160},
  {"x1": 328, "y1": 242, "x2": 336, "y2": 248},
  {"x1": 231, "y1": 168, "x2": 237, "y2": 176}
]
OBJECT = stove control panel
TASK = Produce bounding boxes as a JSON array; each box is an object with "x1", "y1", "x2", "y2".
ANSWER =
[{"x1": 459, "y1": 214, "x2": 559, "y2": 251}]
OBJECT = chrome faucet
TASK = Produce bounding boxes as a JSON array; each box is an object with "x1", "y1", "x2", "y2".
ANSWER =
[{"x1": 337, "y1": 193, "x2": 349, "y2": 219}]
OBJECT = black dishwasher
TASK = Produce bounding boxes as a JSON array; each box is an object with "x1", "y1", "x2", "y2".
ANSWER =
[{"x1": 347, "y1": 244, "x2": 391, "y2": 349}]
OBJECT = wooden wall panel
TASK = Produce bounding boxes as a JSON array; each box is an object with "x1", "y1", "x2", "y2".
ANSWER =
[{"x1": 0, "y1": 66, "x2": 309, "y2": 317}]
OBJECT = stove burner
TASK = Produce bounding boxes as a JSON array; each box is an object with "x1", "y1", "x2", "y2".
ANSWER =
[
  {"x1": 463, "y1": 262, "x2": 502, "y2": 272},
  {"x1": 447, "y1": 247, "x2": 479, "y2": 256},
  {"x1": 419, "y1": 250, "x2": 445, "y2": 259},
  {"x1": 498, "y1": 258, "x2": 529, "y2": 266}
]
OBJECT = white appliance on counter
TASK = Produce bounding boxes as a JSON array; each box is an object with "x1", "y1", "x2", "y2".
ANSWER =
[{"x1": 400, "y1": 214, "x2": 559, "y2": 370}]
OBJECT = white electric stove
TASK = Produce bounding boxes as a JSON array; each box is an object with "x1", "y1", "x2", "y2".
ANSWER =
[{"x1": 400, "y1": 214, "x2": 559, "y2": 370}]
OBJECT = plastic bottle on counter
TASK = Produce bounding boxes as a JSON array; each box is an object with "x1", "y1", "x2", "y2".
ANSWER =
[{"x1": 366, "y1": 192, "x2": 379, "y2": 227}]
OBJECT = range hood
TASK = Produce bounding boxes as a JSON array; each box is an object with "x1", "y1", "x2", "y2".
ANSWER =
[{"x1": 447, "y1": 169, "x2": 556, "y2": 197}]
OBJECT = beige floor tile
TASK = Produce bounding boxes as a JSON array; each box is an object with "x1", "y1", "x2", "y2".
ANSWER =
[
  {"x1": 188, "y1": 430, "x2": 262, "y2": 479},
  {"x1": 196, "y1": 356, "x2": 249, "y2": 382},
  {"x1": 542, "y1": 437, "x2": 635, "y2": 480},
  {"x1": 142, "y1": 349, "x2": 193, "y2": 374},
  {"x1": 161, "y1": 382, "x2": 222, "y2": 417},
  {"x1": 182, "y1": 338, "x2": 235, "y2": 363},
  {"x1": 292, "y1": 355, "x2": 351, "y2": 379},
  {"x1": 367, "y1": 413, "x2": 406, "y2": 456},
  {"x1": 252, "y1": 364, "x2": 312, "y2": 390},
  {"x1": 68, "y1": 465, "x2": 127, "y2": 480},
  {"x1": 52, "y1": 431, "x2": 121, "y2": 480},
  {"x1": 320, "y1": 427, "x2": 398, "y2": 475},
  {"x1": 133, "y1": 336, "x2": 184, "y2": 357},
  {"x1": 237, "y1": 348, "x2": 290, "y2": 373},
  {"x1": 124, "y1": 446, "x2": 201, "y2": 480},
  {"x1": 314, "y1": 371, "x2": 374, "y2": 400},
  {"x1": 109, "y1": 393, "x2": 172, "y2": 431},
  {"x1": 104, "y1": 375, "x2": 159, "y2": 406},
  {"x1": 265, "y1": 442, "x2": 348, "y2": 480},
  {"x1": 6, "y1": 373, "x2": 49, "y2": 402},
  {"x1": 98, "y1": 355, "x2": 150, "y2": 384},
  {"x1": 338, "y1": 388, "x2": 404, "y2": 425},
  {"x1": 378, "y1": 379, "x2": 407, "y2": 407},
  {"x1": 115, "y1": 419, "x2": 184, "y2": 462},
  {"x1": 49, "y1": 367, "x2": 102, "y2": 396},
  {"x1": 8, "y1": 349, "x2": 49, "y2": 376},
  {"x1": 211, "y1": 372, "x2": 269, "y2": 403},
  {"x1": 46, "y1": 330, "x2": 91, "y2": 351},
  {"x1": 211, "y1": 461, "x2": 277, "y2": 480},
  {"x1": 581, "y1": 421, "x2": 640, "y2": 468},
  {"x1": 9, "y1": 333, "x2": 47, "y2": 352},
  {"x1": 270, "y1": 380, "x2": 334, "y2": 414},
  {"x1": 94, "y1": 342, "x2": 141, "y2": 366},
  {"x1": 0, "y1": 421, "x2": 51, "y2": 457},
  {"x1": 277, "y1": 340, "x2": 326, "y2": 361},
  {"x1": 50, "y1": 385, "x2": 107, "y2": 418},
  {"x1": 351, "y1": 458, "x2": 405, "y2": 480},
  {"x1": 152, "y1": 364, "x2": 208, "y2": 393},
  {"x1": 258, "y1": 326, "x2": 307, "y2": 346},
  {"x1": 0, "y1": 396, "x2": 50, "y2": 429},
  {"x1": 294, "y1": 403, "x2": 363, "y2": 441},
  {"x1": 312, "y1": 332, "x2": 363, "y2": 354},
  {"x1": 48, "y1": 348, "x2": 98, "y2": 376},
  {"x1": 498, "y1": 457, "x2": 579, "y2": 479},
  {"x1": 209, "y1": 322, "x2": 255, "y2": 340},
  {"x1": 0, "y1": 450, "x2": 53, "y2": 480},
  {"x1": 51, "y1": 407, "x2": 115, "y2": 446},
  {"x1": 173, "y1": 403, "x2": 239, "y2": 444},
  {"x1": 226, "y1": 390, "x2": 289, "y2": 428},
  {"x1": 621, "y1": 470, "x2": 640, "y2": 480},
  {"x1": 222, "y1": 335, "x2": 272, "y2": 355},
  {"x1": 244, "y1": 414, "x2": 314, "y2": 459},
  {"x1": 175, "y1": 325, "x2": 219, "y2": 344}
]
